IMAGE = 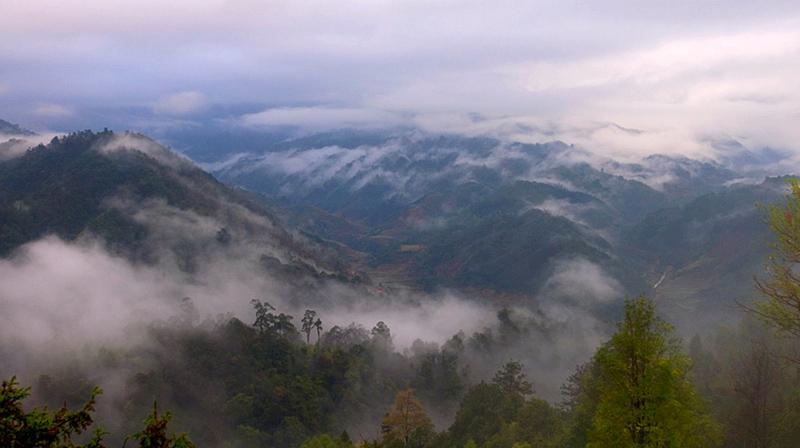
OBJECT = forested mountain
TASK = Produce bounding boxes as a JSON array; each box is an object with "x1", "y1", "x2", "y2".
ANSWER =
[
  {"x1": 0, "y1": 118, "x2": 35, "y2": 136},
  {"x1": 0, "y1": 130, "x2": 360, "y2": 287}
]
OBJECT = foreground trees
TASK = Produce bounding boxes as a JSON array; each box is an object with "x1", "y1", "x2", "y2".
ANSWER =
[
  {"x1": 754, "y1": 178, "x2": 800, "y2": 336},
  {"x1": 0, "y1": 376, "x2": 104, "y2": 448},
  {"x1": 0, "y1": 377, "x2": 194, "y2": 448},
  {"x1": 587, "y1": 296, "x2": 718, "y2": 447}
]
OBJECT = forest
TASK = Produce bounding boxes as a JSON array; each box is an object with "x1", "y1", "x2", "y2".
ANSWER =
[{"x1": 5, "y1": 289, "x2": 800, "y2": 447}]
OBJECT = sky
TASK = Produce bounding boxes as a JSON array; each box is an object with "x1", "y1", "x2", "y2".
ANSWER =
[{"x1": 4, "y1": 0, "x2": 800, "y2": 160}]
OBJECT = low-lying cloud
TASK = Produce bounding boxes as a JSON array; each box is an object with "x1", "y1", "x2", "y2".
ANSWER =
[{"x1": 0, "y1": 226, "x2": 622, "y2": 403}]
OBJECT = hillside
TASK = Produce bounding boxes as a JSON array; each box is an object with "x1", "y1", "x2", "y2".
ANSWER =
[
  {"x1": 0, "y1": 118, "x2": 35, "y2": 136},
  {"x1": 0, "y1": 130, "x2": 363, "y2": 290}
]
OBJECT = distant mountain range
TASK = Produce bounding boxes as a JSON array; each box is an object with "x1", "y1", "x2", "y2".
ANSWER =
[
  {"x1": 187, "y1": 128, "x2": 790, "y2": 328},
  {"x1": 0, "y1": 123, "x2": 792, "y2": 330}
]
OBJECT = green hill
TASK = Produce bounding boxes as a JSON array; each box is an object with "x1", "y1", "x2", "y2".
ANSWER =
[{"x1": 0, "y1": 129, "x2": 359, "y2": 284}]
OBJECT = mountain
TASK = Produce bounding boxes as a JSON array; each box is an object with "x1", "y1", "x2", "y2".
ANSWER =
[
  {"x1": 623, "y1": 178, "x2": 786, "y2": 329},
  {"x1": 182, "y1": 127, "x2": 789, "y2": 325},
  {"x1": 1, "y1": 124, "x2": 786, "y2": 327},
  {"x1": 0, "y1": 129, "x2": 363, "y2": 293},
  {"x1": 0, "y1": 118, "x2": 35, "y2": 136}
]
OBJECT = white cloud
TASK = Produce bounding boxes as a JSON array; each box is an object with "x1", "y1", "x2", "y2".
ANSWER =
[
  {"x1": 241, "y1": 107, "x2": 404, "y2": 130},
  {"x1": 2, "y1": 0, "x2": 800, "y2": 162},
  {"x1": 33, "y1": 104, "x2": 73, "y2": 117},
  {"x1": 513, "y1": 30, "x2": 800, "y2": 92},
  {"x1": 153, "y1": 91, "x2": 209, "y2": 116}
]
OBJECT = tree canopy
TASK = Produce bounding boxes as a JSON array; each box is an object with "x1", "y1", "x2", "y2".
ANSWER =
[
  {"x1": 754, "y1": 178, "x2": 800, "y2": 336},
  {"x1": 588, "y1": 295, "x2": 718, "y2": 447}
]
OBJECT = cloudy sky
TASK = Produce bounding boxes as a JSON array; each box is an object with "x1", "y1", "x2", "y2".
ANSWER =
[{"x1": 3, "y1": 0, "x2": 800, "y2": 159}]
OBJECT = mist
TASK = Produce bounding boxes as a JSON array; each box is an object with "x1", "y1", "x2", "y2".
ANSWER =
[
  {"x1": 0, "y1": 223, "x2": 628, "y2": 407},
  {"x1": 0, "y1": 133, "x2": 64, "y2": 161}
]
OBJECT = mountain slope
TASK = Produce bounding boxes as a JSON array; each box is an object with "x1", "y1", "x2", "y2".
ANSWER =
[
  {"x1": 0, "y1": 130, "x2": 361, "y2": 287},
  {"x1": 0, "y1": 119, "x2": 35, "y2": 136}
]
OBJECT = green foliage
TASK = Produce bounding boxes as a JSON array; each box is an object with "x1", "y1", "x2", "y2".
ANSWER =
[
  {"x1": 754, "y1": 178, "x2": 800, "y2": 336},
  {"x1": 492, "y1": 360, "x2": 533, "y2": 398},
  {"x1": 588, "y1": 296, "x2": 719, "y2": 447},
  {"x1": 0, "y1": 376, "x2": 105, "y2": 448},
  {"x1": 448, "y1": 361, "x2": 563, "y2": 448},
  {"x1": 299, "y1": 433, "x2": 354, "y2": 448},
  {"x1": 123, "y1": 403, "x2": 195, "y2": 448},
  {"x1": 1, "y1": 377, "x2": 195, "y2": 448}
]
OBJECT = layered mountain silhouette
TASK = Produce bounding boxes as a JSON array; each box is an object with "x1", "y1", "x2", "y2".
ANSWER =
[{"x1": 0, "y1": 124, "x2": 790, "y2": 326}]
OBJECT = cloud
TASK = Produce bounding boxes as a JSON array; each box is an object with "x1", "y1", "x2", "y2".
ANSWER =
[
  {"x1": 153, "y1": 91, "x2": 209, "y2": 116},
  {"x1": 540, "y1": 258, "x2": 623, "y2": 305},
  {"x1": 241, "y1": 107, "x2": 404, "y2": 131},
  {"x1": 0, "y1": 237, "x2": 173, "y2": 352},
  {"x1": 513, "y1": 30, "x2": 800, "y2": 92},
  {"x1": 0, "y1": 138, "x2": 36, "y2": 161},
  {"x1": 34, "y1": 104, "x2": 73, "y2": 117},
  {"x1": 3, "y1": 0, "x2": 800, "y2": 163},
  {"x1": 0, "y1": 133, "x2": 67, "y2": 161},
  {"x1": 98, "y1": 132, "x2": 195, "y2": 170}
]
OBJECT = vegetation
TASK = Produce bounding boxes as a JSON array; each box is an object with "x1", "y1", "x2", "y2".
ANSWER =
[
  {"x1": 754, "y1": 178, "x2": 800, "y2": 336},
  {"x1": 587, "y1": 296, "x2": 718, "y2": 447},
  {"x1": 6, "y1": 128, "x2": 800, "y2": 447},
  {"x1": 12, "y1": 295, "x2": 785, "y2": 448},
  {"x1": 0, "y1": 377, "x2": 194, "y2": 448}
]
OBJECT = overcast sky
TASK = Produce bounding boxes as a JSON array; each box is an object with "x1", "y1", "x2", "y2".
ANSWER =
[{"x1": 3, "y1": 1, "x2": 800, "y2": 159}]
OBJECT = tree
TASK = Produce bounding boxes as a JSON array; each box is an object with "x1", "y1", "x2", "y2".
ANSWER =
[
  {"x1": 123, "y1": 403, "x2": 195, "y2": 448},
  {"x1": 753, "y1": 178, "x2": 800, "y2": 337},
  {"x1": 492, "y1": 360, "x2": 533, "y2": 397},
  {"x1": 313, "y1": 318, "x2": 323, "y2": 344},
  {"x1": 588, "y1": 295, "x2": 718, "y2": 447},
  {"x1": 371, "y1": 321, "x2": 393, "y2": 351},
  {"x1": 302, "y1": 310, "x2": 317, "y2": 344},
  {"x1": 381, "y1": 389, "x2": 433, "y2": 446},
  {"x1": 715, "y1": 317, "x2": 800, "y2": 447},
  {"x1": 1, "y1": 377, "x2": 194, "y2": 448},
  {"x1": 447, "y1": 382, "x2": 506, "y2": 447},
  {"x1": 275, "y1": 313, "x2": 297, "y2": 338},
  {"x1": 0, "y1": 376, "x2": 105, "y2": 448},
  {"x1": 250, "y1": 299, "x2": 276, "y2": 333}
]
